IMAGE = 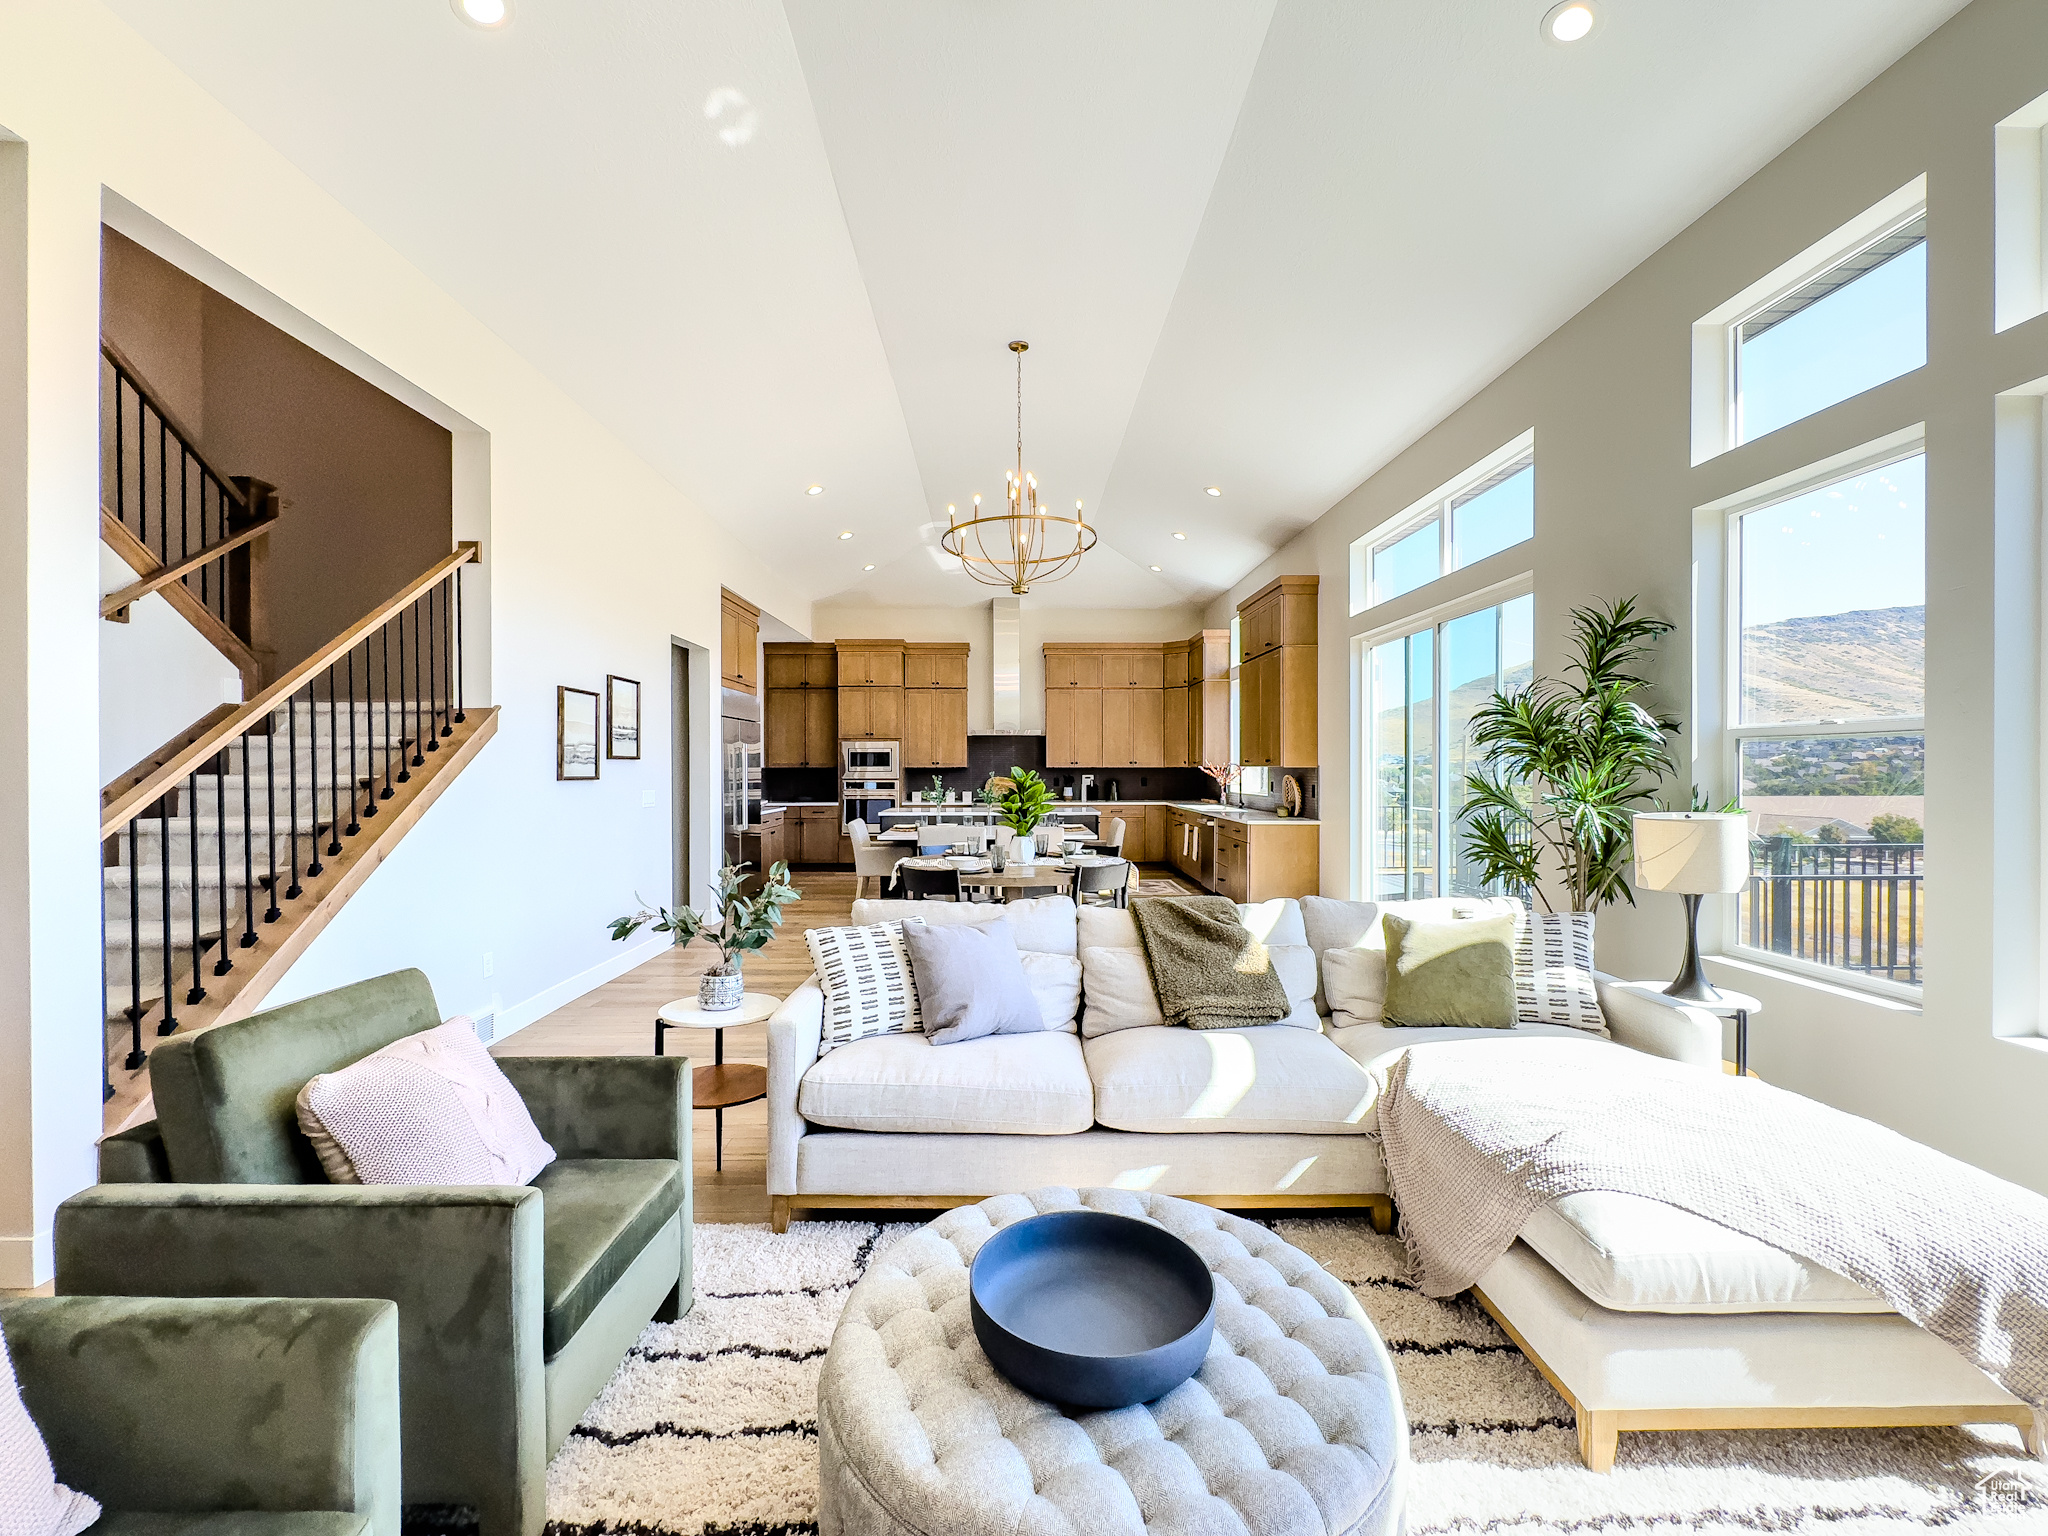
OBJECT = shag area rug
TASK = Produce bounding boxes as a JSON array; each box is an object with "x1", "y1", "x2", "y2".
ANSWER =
[{"x1": 542, "y1": 1217, "x2": 2048, "y2": 1536}]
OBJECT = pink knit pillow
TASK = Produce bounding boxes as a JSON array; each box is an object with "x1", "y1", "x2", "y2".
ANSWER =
[{"x1": 295, "y1": 1018, "x2": 555, "y2": 1186}]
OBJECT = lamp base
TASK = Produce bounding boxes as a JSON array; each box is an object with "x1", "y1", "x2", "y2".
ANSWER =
[{"x1": 1662, "y1": 892, "x2": 1726, "y2": 1006}]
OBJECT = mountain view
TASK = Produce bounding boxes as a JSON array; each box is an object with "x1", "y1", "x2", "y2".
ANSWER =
[{"x1": 1741, "y1": 604, "x2": 1923, "y2": 721}]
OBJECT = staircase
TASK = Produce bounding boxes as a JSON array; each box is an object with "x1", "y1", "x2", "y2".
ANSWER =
[{"x1": 99, "y1": 345, "x2": 497, "y2": 1132}]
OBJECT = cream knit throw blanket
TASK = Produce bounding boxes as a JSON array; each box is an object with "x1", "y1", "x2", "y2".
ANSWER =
[{"x1": 1378, "y1": 1037, "x2": 2048, "y2": 1409}]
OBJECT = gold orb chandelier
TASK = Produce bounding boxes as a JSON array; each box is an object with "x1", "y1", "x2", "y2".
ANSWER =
[{"x1": 940, "y1": 340, "x2": 1096, "y2": 594}]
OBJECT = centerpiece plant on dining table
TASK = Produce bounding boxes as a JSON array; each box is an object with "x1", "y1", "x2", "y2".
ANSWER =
[
  {"x1": 608, "y1": 860, "x2": 801, "y2": 1009},
  {"x1": 993, "y1": 767, "x2": 1056, "y2": 858}
]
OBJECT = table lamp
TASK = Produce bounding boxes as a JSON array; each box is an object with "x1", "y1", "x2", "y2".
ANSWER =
[{"x1": 1632, "y1": 811, "x2": 1751, "y2": 1003}]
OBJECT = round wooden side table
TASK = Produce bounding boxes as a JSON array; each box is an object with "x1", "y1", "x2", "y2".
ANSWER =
[{"x1": 655, "y1": 991, "x2": 778, "y2": 1171}]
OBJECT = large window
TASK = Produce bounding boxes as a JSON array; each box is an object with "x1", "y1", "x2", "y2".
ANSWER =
[
  {"x1": 1735, "y1": 216, "x2": 1926, "y2": 443},
  {"x1": 1352, "y1": 435, "x2": 1534, "y2": 612},
  {"x1": 1729, "y1": 449, "x2": 1925, "y2": 987},
  {"x1": 1366, "y1": 593, "x2": 1533, "y2": 899}
]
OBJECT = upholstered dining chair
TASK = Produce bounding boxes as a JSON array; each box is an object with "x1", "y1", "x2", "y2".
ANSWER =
[
  {"x1": 1098, "y1": 817, "x2": 1128, "y2": 857},
  {"x1": 1074, "y1": 859, "x2": 1133, "y2": 908},
  {"x1": 846, "y1": 821, "x2": 898, "y2": 901}
]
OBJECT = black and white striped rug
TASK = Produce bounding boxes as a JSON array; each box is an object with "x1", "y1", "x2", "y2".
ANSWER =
[{"x1": 541, "y1": 1218, "x2": 2048, "y2": 1535}]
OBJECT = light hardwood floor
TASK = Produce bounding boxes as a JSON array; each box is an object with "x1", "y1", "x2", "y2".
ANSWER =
[{"x1": 493, "y1": 867, "x2": 1195, "y2": 1223}]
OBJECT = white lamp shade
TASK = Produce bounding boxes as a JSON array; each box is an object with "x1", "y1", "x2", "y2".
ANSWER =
[{"x1": 1633, "y1": 812, "x2": 1751, "y2": 895}]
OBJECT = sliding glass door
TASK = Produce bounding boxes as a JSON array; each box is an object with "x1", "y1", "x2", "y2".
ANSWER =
[{"x1": 1366, "y1": 594, "x2": 1532, "y2": 899}]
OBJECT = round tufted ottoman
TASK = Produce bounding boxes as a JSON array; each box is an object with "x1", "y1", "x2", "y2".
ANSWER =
[{"x1": 817, "y1": 1188, "x2": 1408, "y2": 1536}]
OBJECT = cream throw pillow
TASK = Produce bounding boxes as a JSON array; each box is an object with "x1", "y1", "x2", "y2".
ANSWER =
[
  {"x1": 1079, "y1": 945, "x2": 1167, "y2": 1036},
  {"x1": 0, "y1": 1329, "x2": 98, "y2": 1536},
  {"x1": 295, "y1": 1017, "x2": 555, "y2": 1186}
]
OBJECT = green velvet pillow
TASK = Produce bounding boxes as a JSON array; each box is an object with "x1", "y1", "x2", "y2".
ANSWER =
[{"x1": 1380, "y1": 912, "x2": 1518, "y2": 1028}]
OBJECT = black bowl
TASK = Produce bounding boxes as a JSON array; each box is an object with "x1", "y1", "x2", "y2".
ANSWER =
[{"x1": 968, "y1": 1210, "x2": 1216, "y2": 1408}]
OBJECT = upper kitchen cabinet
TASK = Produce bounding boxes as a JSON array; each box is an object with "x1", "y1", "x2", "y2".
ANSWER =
[{"x1": 720, "y1": 589, "x2": 761, "y2": 693}]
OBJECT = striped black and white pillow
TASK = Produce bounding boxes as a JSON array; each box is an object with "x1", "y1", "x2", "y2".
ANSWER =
[
  {"x1": 807, "y1": 920, "x2": 925, "y2": 1055},
  {"x1": 1515, "y1": 912, "x2": 1605, "y2": 1031}
]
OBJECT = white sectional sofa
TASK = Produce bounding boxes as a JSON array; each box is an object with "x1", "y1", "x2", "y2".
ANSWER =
[
  {"x1": 765, "y1": 893, "x2": 1719, "y2": 1232},
  {"x1": 765, "y1": 893, "x2": 2043, "y2": 1470}
]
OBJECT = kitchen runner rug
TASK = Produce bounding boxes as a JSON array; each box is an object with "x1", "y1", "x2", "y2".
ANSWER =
[{"x1": 532, "y1": 1218, "x2": 2048, "y2": 1536}]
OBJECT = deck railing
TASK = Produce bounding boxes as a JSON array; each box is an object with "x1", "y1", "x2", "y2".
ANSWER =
[{"x1": 1740, "y1": 835, "x2": 1923, "y2": 985}]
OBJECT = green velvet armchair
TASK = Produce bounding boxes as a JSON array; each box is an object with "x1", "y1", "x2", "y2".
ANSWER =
[
  {"x1": 56, "y1": 970, "x2": 692, "y2": 1536},
  {"x1": 0, "y1": 1294, "x2": 401, "y2": 1536}
]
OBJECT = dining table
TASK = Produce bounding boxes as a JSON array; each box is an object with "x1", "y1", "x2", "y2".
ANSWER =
[{"x1": 889, "y1": 853, "x2": 1092, "y2": 897}]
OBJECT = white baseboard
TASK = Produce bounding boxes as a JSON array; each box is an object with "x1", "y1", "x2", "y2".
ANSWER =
[{"x1": 491, "y1": 936, "x2": 670, "y2": 1040}]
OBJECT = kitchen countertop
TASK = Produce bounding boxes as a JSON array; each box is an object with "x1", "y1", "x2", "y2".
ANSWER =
[
  {"x1": 760, "y1": 801, "x2": 840, "y2": 811},
  {"x1": 883, "y1": 800, "x2": 1319, "y2": 826}
]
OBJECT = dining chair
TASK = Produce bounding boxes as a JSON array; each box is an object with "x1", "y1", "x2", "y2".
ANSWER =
[
  {"x1": 1074, "y1": 859, "x2": 1133, "y2": 909},
  {"x1": 1097, "y1": 817, "x2": 1128, "y2": 857},
  {"x1": 847, "y1": 821, "x2": 898, "y2": 901},
  {"x1": 900, "y1": 866, "x2": 963, "y2": 901}
]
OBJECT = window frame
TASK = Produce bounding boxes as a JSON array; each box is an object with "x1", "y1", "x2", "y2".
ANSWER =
[
  {"x1": 1691, "y1": 177, "x2": 1926, "y2": 464},
  {"x1": 1353, "y1": 573, "x2": 1534, "y2": 902},
  {"x1": 1349, "y1": 432, "x2": 1535, "y2": 615},
  {"x1": 1717, "y1": 430, "x2": 1927, "y2": 1000}
]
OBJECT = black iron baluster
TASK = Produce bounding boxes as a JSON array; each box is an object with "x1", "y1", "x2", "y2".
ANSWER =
[
  {"x1": 350, "y1": 643, "x2": 368, "y2": 826},
  {"x1": 184, "y1": 770, "x2": 206, "y2": 1006},
  {"x1": 213, "y1": 749, "x2": 233, "y2": 976},
  {"x1": 286, "y1": 686, "x2": 304, "y2": 898},
  {"x1": 157, "y1": 795, "x2": 177, "y2": 1035},
  {"x1": 100, "y1": 880, "x2": 111, "y2": 1102},
  {"x1": 410, "y1": 599, "x2": 425, "y2": 767},
  {"x1": 264, "y1": 713, "x2": 282, "y2": 923},
  {"x1": 240, "y1": 729, "x2": 259, "y2": 947},
  {"x1": 124, "y1": 818, "x2": 145, "y2": 1070},
  {"x1": 396, "y1": 606, "x2": 412, "y2": 781},
  {"x1": 115, "y1": 371, "x2": 125, "y2": 536},
  {"x1": 453, "y1": 566, "x2": 465, "y2": 723},
  {"x1": 179, "y1": 443, "x2": 189, "y2": 578},
  {"x1": 440, "y1": 576, "x2": 454, "y2": 737},
  {"x1": 134, "y1": 388, "x2": 145, "y2": 545},
  {"x1": 424, "y1": 587, "x2": 439, "y2": 752},
  {"x1": 306, "y1": 676, "x2": 328, "y2": 879},
  {"x1": 325, "y1": 665, "x2": 342, "y2": 858},
  {"x1": 380, "y1": 626, "x2": 396, "y2": 800},
  {"x1": 158, "y1": 414, "x2": 169, "y2": 566}
]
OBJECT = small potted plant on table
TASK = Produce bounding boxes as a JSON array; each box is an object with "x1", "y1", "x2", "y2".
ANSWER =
[{"x1": 608, "y1": 861, "x2": 801, "y2": 1011}]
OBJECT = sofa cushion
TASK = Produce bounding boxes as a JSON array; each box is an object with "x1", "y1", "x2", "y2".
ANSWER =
[
  {"x1": 1329, "y1": 1022, "x2": 1611, "y2": 1132},
  {"x1": 806, "y1": 921, "x2": 925, "y2": 1055},
  {"x1": 0, "y1": 1322, "x2": 98, "y2": 1536},
  {"x1": 1520, "y1": 1191, "x2": 1892, "y2": 1315},
  {"x1": 535, "y1": 1158, "x2": 686, "y2": 1359},
  {"x1": 853, "y1": 895, "x2": 1077, "y2": 955},
  {"x1": 1079, "y1": 899, "x2": 1317, "y2": 1035},
  {"x1": 799, "y1": 1032, "x2": 1093, "y2": 1135},
  {"x1": 1079, "y1": 946, "x2": 1165, "y2": 1037},
  {"x1": 1085, "y1": 1025, "x2": 1375, "y2": 1134},
  {"x1": 1017, "y1": 952, "x2": 1083, "y2": 1033}
]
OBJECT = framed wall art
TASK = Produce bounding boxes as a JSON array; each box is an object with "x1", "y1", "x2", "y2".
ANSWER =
[
  {"x1": 606, "y1": 674, "x2": 641, "y2": 760},
  {"x1": 558, "y1": 685, "x2": 600, "y2": 780}
]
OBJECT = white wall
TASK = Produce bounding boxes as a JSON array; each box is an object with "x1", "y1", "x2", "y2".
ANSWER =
[
  {"x1": 98, "y1": 547, "x2": 242, "y2": 783},
  {"x1": 0, "y1": 1, "x2": 814, "y2": 1283},
  {"x1": 1208, "y1": 0, "x2": 2048, "y2": 1194},
  {"x1": 812, "y1": 600, "x2": 1205, "y2": 733}
]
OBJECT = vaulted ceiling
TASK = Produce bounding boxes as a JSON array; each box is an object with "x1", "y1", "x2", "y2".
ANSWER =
[{"x1": 108, "y1": 0, "x2": 1969, "y2": 612}]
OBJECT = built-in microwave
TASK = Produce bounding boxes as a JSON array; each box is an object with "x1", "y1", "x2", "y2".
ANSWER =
[{"x1": 842, "y1": 740, "x2": 900, "y2": 774}]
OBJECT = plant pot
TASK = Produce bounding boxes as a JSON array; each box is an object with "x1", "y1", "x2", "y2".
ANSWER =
[{"x1": 699, "y1": 965, "x2": 744, "y2": 1012}]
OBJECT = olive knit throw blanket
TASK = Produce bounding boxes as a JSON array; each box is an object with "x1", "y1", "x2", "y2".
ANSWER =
[
  {"x1": 1378, "y1": 1036, "x2": 2048, "y2": 1410},
  {"x1": 1130, "y1": 895, "x2": 1290, "y2": 1030}
]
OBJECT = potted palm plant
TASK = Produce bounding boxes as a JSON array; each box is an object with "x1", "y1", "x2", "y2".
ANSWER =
[
  {"x1": 608, "y1": 861, "x2": 801, "y2": 1010},
  {"x1": 1458, "y1": 598, "x2": 1677, "y2": 912}
]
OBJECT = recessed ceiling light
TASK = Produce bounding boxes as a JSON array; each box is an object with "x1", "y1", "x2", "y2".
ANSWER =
[
  {"x1": 1172, "y1": 531, "x2": 1187, "y2": 540},
  {"x1": 1149, "y1": 565, "x2": 1162, "y2": 572},
  {"x1": 837, "y1": 530, "x2": 854, "y2": 540},
  {"x1": 1204, "y1": 486, "x2": 1222, "y2": 497},
  {"x1": 451, "y1": 0, "x2": 511, "y2": 28},
  {"x1": 1542, "y1": 1, "x2": 1597, "y2": 43},
  {"x1": 806, "y1": 484, "x2": 824, "y2": 496},
  {"x1": 863, "y1": 563, "x2": 875, "y2": 571}
]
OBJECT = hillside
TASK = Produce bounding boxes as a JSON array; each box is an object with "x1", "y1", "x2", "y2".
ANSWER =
[{"x1": 1742, "y1": 604, "x2": 1922, "y2": 721}]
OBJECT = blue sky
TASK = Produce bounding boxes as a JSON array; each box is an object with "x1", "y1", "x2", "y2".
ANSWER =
[{"x1": 1741, "y1": 454, "x2": 1925, "y2": 627}]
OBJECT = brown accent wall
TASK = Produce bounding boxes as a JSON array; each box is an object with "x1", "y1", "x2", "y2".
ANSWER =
[{"x1": 100, "y1": 229, "x2": 451, "y2": 677}]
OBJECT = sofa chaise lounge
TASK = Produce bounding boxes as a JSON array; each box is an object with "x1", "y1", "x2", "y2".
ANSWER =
[{"x1": 766, "y1": 894, "x2": 2043, "y2": 1469}]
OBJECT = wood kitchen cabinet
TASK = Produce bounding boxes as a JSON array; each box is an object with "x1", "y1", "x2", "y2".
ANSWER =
[
  {"x1": 1045, "y1": 687, "x2": 1101, "y2": 767},
  {"x1": 1160, "y1": 686, "x2": 1189, "y2": 769},
  {"x1": 793, "y1": 805, "x2": 845, "y2": 865},
  {"x1": 755, "y1": 810, "x2": 788, "y2": 868},
  {"x1": 720, "y1": 590, "x2": 760, "y2": 693},
  {"x1": 764, "y1": 644, "x2": 836, "y2": 690},
  {"x1": 1103, "y1": 689, "x2": 1162, "y2": 767},
  {"x1": 1044, "y1": 650, "x2": 1102, "y2": 690},
  {"x1": 834, "y1": 641, "x2": 905, "y2": 688},
  {"x1": 838, "y1": 686, "x2": 902, "y2": 741},
  {"x1": 1100, "y1": 649, "x2": 1165, "y2": 689},
  {"x1": 902, "y1": 686, "x2": 968, "y2": 768},
  {"x1": 1236, "y1": 578, "x2": 1318, "y2": 767},
  {"x1": 1212, "y1": 821, "x2": 1249, "y2": 903},
  {"x1": 1237, "y1": 576, "x2": 1316, "y2": 663},
  {"x1": 764, "y1": 682, "x2": 838, "y2": 769},
  {"x1": 903, "y1": 643, "x2": 969, "y2": 690}
]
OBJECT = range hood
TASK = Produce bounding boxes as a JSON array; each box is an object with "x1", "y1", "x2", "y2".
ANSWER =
[{"x1": 990, "y1": 595, "x2": 1023, "y2": 732}]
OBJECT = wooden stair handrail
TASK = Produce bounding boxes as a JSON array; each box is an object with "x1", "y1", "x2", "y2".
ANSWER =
[
  {"x1": 100, "y1": 507, "x2": 280, "y2": 619},
  {"x1": 99, "y1": 338, "x2": 251, "y2": 520},
  {"x1": 101, "y1": 541, "x2": 481, "y2": 838}
]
